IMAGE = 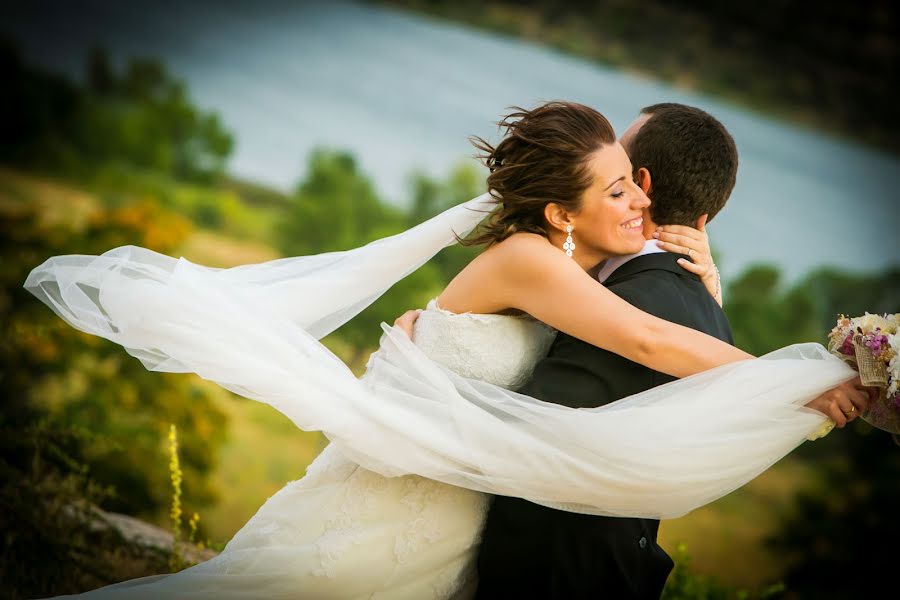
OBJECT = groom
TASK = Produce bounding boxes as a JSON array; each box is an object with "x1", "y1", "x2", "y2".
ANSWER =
[
  {"x1": 394, "y1": 103, "x2": 869, "y2": 598},
  {"x1": 473, "y1": 102, "x2": 739, "y2": 600}
]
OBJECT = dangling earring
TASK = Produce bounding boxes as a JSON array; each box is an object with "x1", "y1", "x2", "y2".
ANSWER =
[{"x1": 563, "y1": 225, "x2": 575, "y2": 257}]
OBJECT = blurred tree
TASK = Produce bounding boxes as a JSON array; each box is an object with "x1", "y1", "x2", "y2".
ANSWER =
[
  {"x1": 725, "y1": 265, "x2": 900, "y2": 356},
  {"x1": 662, "y1": 543, "x2": 785, "y2": 599},
  {"x1": 277, "y1": 148, "x2": 445, "y2": 361},
  {"x1": 277, "y1": 149, "x2": 405, "y2": 255},
  {"x1": 799, "y1": 267, "x2": 900, "y2": 333},
  {"x1": 86, "y1": 46, "x2": 116, "y2": 97},
  {"x1": 724, "y1": 265, "x2": 819, "y2": 356},
  {"x1": 765, "y1": 419, "x2": 900, "y2": 599},
  {"x1": 0, "y1": 38, "x2": 83, "y2": 170},
  {"x1": 1, "y1": 198, "x2": 227, "y2": 526},
  {"x1": 0, "y1": 38, "x2": 233, "y2": 184},
  {"x1": 407, "y1": 162, "x2": 485, "y2": 282},
  {"x1": 723, "y1": 265, "x2": 900, "y2": 598}
]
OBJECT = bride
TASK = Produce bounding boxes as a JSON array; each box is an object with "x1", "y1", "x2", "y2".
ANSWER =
[{"x1": 26, "y1": 101, "x2": 865, "y2": 599}]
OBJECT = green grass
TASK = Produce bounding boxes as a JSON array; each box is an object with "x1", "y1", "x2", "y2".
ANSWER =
[{"x1": 660, "y1": 456, "x2": 816, "y2": 588}]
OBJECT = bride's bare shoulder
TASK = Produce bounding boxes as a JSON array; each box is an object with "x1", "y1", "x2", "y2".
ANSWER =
[
  {"x1": 481, "y1": 232, "x2": 554, "y2": 261},
  {"x1": 478, "y1": 232, "x2": 562, "y2": 275},
  {"x1": 440, "y1": 233, "x2": 557, "y2": 313},
  {"x1": 448, "y1": 232, "x2": 559, "y2": 288}
]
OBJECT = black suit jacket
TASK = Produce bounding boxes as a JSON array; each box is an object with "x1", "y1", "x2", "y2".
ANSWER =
[{"x1": 475, "y1": 252, "x2": 734, "y2": 600}]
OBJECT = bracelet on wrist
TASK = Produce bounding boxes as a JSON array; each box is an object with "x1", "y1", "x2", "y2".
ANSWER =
[{"x1": 714, "y1": 265, "x2": 721, "y2": 300}]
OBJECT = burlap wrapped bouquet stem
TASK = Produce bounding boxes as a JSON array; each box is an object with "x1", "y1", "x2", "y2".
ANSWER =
[{"x1": 854, "y1": 333, "x2": 889, "y2": 387}]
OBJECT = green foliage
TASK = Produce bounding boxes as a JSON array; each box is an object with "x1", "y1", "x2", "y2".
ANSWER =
[
  {"x1": 663, "y1": 544, "x2": 786, "y2": 600},
  {"x1": 407, "y1": 163, "x2": 485, "y2": 282},
  {"x1": 1, "y1": 40, "x2": 233, "y2": 183},
  {"x1": 82, "y1": 163, "x2": 280, "y2": 242},
  {"x1": 723, "y1": 265, "x2": 900, "y2": 597},
  {"x1": 0, "y1": 418, "x2": 150, "y2": 600},
  {"x1": 1, "y1": 197, "x2": 227, "y2": 526},
  {"x1": 167, "y1": 424, "x2": 208, "y2": 572},
  {"x1": 275, "y1": 150, "x2": 487, "y2": 354},
  {"x1": 724, "y1": 265, "x2": 820, "y2": 356},
  {"x1": 725, "y1": 265, "x2": 900, "y2": 356},
  {"x1": 276, "y1": 149, "x2": 406, "y2": 255},
  {"x1": 168, "y1": 424, "x2": 185, "y2": 571},
  {"x1": 765, "y1": 419, "x2": 900, "y2": 598}
]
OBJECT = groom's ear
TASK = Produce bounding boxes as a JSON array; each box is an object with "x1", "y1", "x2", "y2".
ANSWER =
[
  {"x1": 694, "y1": 213, "x2": 709, "y2": 231},
  {"x1": 636, "y1": 167, "x2": 652, "y2": 195}
]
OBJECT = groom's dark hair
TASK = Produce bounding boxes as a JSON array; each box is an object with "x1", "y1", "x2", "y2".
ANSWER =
[{"x1": 628, "y1": 103, "x2": 738, "y2": 226}]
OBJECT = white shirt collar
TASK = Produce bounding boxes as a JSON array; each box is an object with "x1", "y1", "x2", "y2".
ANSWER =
[{"x1": 596, "y1": 240, "x2": 666, "y2": 283}]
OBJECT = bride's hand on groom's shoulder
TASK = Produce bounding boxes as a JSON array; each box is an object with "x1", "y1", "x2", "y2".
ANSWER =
[
  {"x1": 394, "y1": 309, "x2": 422, "y2": 340},
  {"x1": 804, "y1": 376, "x2": 874, "y2": 428}
]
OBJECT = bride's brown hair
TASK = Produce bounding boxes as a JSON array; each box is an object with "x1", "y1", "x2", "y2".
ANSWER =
[{"x1": 464, "y1": 101, "x2": 617, "y2": 247}]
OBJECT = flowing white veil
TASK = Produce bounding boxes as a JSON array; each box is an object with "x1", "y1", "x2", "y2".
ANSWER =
[{"x1": 24, "y1": 192, "x2": 853, "y2": 520}]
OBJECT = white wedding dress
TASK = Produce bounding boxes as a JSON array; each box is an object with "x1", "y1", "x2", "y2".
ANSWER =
[
  {"x1": 28, "y1": 192, "x2": 858, "y2": 599},
  {"x1": 49, "y1": 300, "x2": 557, "y2": 599}
]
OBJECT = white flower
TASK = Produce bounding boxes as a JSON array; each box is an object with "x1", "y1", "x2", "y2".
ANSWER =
[
  {"x1": 853, "y1": 312, "x2": 898, "y2": 335},
  {"x1": 888, "y1": 332, "x2": 900, "y2": 398}
]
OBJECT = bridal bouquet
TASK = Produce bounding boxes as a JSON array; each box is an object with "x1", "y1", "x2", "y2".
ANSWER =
[{"x1": 827, "y1": 312, "x2": 900, "y2": 433}]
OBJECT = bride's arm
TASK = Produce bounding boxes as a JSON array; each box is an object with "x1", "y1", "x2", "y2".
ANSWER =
[
  {"x1": 396, "y1": 233, "x2": 870, "y2": 420},
  {"x1": 491, "y1": 234, "x2": 751, "y2": 379}
]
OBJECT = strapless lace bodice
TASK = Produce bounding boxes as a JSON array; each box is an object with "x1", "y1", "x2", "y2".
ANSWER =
[{"x1": 413, "y1": 299, "x2": 557, "y2": 390}]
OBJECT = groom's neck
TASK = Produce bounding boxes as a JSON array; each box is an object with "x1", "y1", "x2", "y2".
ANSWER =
[{"x1": 641, "y1": 211, "x2": 659, "y2": 241}]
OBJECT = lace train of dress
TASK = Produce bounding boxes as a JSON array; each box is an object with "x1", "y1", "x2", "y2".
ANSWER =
[{"x1": 45, "y1": 301, "x2": 556, "y2": 599}]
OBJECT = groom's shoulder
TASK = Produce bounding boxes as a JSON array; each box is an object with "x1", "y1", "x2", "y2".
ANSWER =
[
  {"x1": 605, "y1": 254, "x2": 699, "y2": 307},
  {"x1": 602, "y1": 253, "x2": 732, "y2": 338},
  {"x1": 612, "y1": 253, "x2": 733, "y2": 342}
]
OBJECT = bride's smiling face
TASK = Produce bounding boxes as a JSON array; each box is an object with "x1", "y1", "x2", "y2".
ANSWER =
[{"x1": 567, "y1": 142, "x2": 650, "y2": 263}]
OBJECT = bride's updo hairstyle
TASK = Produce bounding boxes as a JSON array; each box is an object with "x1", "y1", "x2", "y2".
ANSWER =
[{"x1": 465, "y1": 101, "x2": 616, "y2": 247}]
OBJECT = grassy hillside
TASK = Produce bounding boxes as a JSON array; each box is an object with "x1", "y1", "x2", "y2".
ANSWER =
[
  {"x1": 660, "y1": 456, "x2": 819, "y2": 587},
  {"x1": 2, "y1": 167, "x2": 326, "y2": 545}
]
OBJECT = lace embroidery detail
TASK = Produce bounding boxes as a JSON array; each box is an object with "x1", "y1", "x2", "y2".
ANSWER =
[
  {"x1": 394, "y1": 477, "x2": 446, "y2": 565},
  {"x1": 312, "y1": 466, "x2": 388, "y2": 578},
  {"x1": 414, "y1": 298, "x2": 556, "y2": 389}
]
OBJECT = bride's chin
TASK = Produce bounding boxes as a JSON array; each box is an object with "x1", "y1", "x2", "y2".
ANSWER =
[{"x1": 620, "y1": 235, "x2": 646, "y2": 254}]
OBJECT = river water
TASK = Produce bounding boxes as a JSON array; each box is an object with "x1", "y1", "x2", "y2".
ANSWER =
[{"x1": 3, "y1": 0, "x2": 898, "y2": 281}]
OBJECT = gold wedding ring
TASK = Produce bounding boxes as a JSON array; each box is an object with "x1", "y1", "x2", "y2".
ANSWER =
[
  {"x1": 688, "y1": 248, "x2": 694, "y2": 258},
  {"x1": 843, "y1": 406, "x2": 856, "y2": 415}
]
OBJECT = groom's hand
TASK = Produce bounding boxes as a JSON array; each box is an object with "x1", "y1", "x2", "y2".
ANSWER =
[
  {"x1": 804, "y1": 377, "x2": 872, "y2": 428},
  {"x1": 393, "y1": 309, "x2": 421, "y2": 340}
]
